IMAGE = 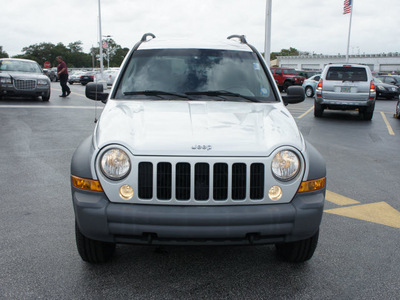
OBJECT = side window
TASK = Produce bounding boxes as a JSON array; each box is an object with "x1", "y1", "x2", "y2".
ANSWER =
[
  {"x1": 275, "y1": 69, "x2": 282, "y2": 76},
  {"x1": 385, "y1": 77, "x2": 395, "y2": 84}
]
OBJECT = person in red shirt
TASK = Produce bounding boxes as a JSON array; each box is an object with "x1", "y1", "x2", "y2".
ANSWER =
[{"x1": 56, "y1": 56, "x2": 71, "y2": 97}]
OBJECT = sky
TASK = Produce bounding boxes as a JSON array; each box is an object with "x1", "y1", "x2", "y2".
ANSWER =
[{"x1": 1, "y1": 0, "x2": 399, "y2": 58}]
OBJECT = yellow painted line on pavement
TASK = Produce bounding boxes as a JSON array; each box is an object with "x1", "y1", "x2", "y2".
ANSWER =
[
  {"x1": 380, "y1": 111, "x2": 395, "y2": 135},
  {"x1": 297, "y1": 106, "x2": 314, "y2": 119},
  {"x1": 325, "y1": 190, "x2": 360, "y2": 206},
  {"x1": 325, "y1": 202, "x2": 400, "y2": 229}
]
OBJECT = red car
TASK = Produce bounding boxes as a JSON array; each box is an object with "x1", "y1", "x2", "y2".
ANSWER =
[{"x1": 270, "y1": 67, "x2": 305, "y2": 92}]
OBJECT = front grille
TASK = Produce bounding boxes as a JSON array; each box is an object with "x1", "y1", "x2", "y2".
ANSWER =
[
  {"x1": 14, "y1": 79, "x2": 36, "y2": 90},
  {"x1": 138, "y1": 161, "x2": 265, "y2": 202}
]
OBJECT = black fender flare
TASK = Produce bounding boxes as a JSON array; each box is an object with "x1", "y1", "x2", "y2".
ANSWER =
[
  {"x1": 304, "y1": 141, "x2": 326, "y2": 180},
  {"x1": 71, "y1": 135, "x2": 95, "y2": 179}
]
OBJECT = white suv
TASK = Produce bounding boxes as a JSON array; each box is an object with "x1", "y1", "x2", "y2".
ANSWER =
[
  {"x1": 315, "y1": 64, "x2": 376, "y2": 120},
  {"x1": 71, "y1": 34, "x2": 326, "y2": 263}
]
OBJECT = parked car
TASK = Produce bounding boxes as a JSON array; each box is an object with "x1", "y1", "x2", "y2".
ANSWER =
[
  {"x1": 95, "y1": 69, "x2": 119, "y2": 86},
  {"x1": 302, "y1": 74, "x2": 321, "y2": 97},
  {"x1": 375, "y1": 75, "x2": 400, "y2": 88},
  {"x1": 296, "y1": 70, "x2": 319, "y2": 79},
  {"x1": 43, "y1": 68, "x2": 57, "y2": 82},
  {"x1": 374, "y1": 77, "x2": 399, "y2": 99},
  {"x1": 71, "y1": 33, "x2": 326, "y2": 264},
  {"x1": 51, "y1": 67, "x2": 59, "y2": 82},
  {"x1": 270, "y1": 67, "x2": 306, "y2": 92},
  {"x1": 0, "y1": 58, "x2": 51, "y2": 101},
  {"x1": 79, "y1": 71, "x2": 96, "y2": 85},
  {"x1": 68, "y1": 71, "x2": 85, "y2": 85},
  {"x1": 315, "y1": 64, "x2": 376, "y2": 120},
  {"x1": 396, "y1": 96, "x2": 400, "y2": 119}
]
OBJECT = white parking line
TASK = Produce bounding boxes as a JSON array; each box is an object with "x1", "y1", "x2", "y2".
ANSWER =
[{"x1": 0, "y1": 105, "x2": 101, "y2": 109}]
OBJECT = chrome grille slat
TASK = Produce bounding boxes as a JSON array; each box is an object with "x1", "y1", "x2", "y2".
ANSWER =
[{"x1": 14, "y1": 79, "x2": 36, "y2": 90}]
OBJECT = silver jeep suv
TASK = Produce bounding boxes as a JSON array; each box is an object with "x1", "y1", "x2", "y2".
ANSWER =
[
  {"x1": 315, "y1": 64, "x2": 376, "y2": 120},
  {"x1": 71, "y1": 33, "x2": 326, "y2": 264}
]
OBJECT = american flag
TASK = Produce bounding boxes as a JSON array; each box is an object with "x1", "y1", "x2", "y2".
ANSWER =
[{"x1": 343, "y1": 0, "x2": 352, "y2": 14}]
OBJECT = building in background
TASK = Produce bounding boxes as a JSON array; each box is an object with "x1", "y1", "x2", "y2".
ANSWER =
[{"x1": 275, "y1": 53, "x2": 400, "y2": 73}]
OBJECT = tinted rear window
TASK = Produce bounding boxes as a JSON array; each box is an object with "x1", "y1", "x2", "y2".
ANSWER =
[{"x1": 326, "y1": 67, "x2": 368, "y2": 82}]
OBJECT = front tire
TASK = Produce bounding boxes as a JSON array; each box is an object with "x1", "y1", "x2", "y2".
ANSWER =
[
  {"x1": 275, "y1": 229, "x2": 319, "y2": 263},
  {"x1": 75, "y1": 222, "x2": 116, "y2": 263},
  {"x1": 283, "y1": 81, "x2": 292, "y2": 92},
  {"x1": 305, "y1": 86, "x2": 314, "y2": 97},
  {"x1": 396, "y1": 101, "x2": 400, "y2": 119},
  {"x1": 42, "y1": 90, "x2": 50, "y2": 102}
]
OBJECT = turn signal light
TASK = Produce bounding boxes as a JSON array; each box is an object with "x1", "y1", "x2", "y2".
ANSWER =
[
  {"x1": 297, "y1": 177, "x2": 326, "y2": 193},
  {"x1": 72, "y1": 175, "x2": 103, "y2": 192}
]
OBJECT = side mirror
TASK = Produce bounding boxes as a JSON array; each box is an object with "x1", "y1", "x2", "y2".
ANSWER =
[
  {"x1": 282, "y1": 86, "x2": 305, "y2": 105},
  {"x1": 85, "y1": 82, "x2": 109, "y2": 103}
]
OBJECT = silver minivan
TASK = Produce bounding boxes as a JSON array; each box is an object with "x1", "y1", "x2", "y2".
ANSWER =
[{"x1": 315, "y1": 64, "x2": 376, "y2": 120}]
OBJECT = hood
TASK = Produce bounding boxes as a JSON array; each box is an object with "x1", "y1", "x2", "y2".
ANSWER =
[
  {"x1": 94, "y1": 100, "x2": 304, "y2": 157},
  {"x1": 0, "y1": 71, "x2": 48, "y2": 80}
]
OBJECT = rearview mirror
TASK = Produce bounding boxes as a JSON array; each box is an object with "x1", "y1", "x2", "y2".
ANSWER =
[
  {"x1": 85, "y1": 82, "x2": 109, "y2": 103},
  {"x1": 282, "y1": 86, "x2": 305, "y2": 105}
]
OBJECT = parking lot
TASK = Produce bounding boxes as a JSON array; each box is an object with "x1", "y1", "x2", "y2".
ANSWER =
[{"x1": 0, "y1": 82, "x2": 399, "y2": 299}]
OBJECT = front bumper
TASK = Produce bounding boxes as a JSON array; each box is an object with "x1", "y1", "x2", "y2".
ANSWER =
[
  {"x1": 0, "y1": 85, "x2": 49, "y2": 97},
  {"x1": 72, "y1": 187, "x2": 325, "y2": 245}
]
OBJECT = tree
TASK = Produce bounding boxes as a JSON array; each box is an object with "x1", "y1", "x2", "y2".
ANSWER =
[
  {"x1": 92, "y1": 38, "x2": 129, "y2": 68},
  {"x1": 0, "y1": 46, "x2": 9, "y2": 58},
  {"x1": 12, "y1": 39, "x2": 127, "y2": 68},
  {"x1": 68, "y1": 41, "x2": 83, "y2": 53},
  {"x1": 270, "y1": 47, "x2": 300, "y2": 60}
]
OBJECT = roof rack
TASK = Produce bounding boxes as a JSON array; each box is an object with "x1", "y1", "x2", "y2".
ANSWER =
[
  {"x1": 227, "y1": 35, "x2": 247, "y2": 44},
  {"x1": 141, "y1": 33, "x2": 156, "y2": 42}
]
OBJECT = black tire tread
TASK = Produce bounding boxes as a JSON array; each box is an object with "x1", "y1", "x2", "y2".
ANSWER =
[
  {"x1": 275, "y1": 229, "x2": 319, "y2": 263},
  {"x1": 75, "y1": 222, "x2": 115, "y2": 263}
]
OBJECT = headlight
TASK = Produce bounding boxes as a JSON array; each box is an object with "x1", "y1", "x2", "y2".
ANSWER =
[
  {"x1": 100, "y1": 148, "x2": 131, "y2": 180},
  {"x1": 0, "y1": 77, "x2": 12, "y2": 84},
  {"x1": 37, "y1": 79, "x2": 49, "y2": 86},
  {"x1": 377, "y1": 85, "x2": 385, "y2": 90},
  {"x1": 271, "y1": 150, "x2": 300, "y2": 181}
]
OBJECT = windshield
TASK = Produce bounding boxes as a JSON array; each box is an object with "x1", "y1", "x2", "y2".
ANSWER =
[
  {"x1": 114, "y1": 49, "x2": 276, "y2": 102},
  {"x1": 0, "y1": 60, "x2": 42, "y2": 73},
  {"x1": 282, "y1": 69, "x2": 297, "y2": 75}
]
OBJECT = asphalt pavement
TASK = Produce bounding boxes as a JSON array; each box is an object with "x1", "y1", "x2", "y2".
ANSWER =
[{"x1": 0, "y1": 82, "x2": 399, "y2": 299}]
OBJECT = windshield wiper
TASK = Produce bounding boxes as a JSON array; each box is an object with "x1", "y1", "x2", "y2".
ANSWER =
[
  {"x1": 185, "y1": 90, "x2": 261, "y2": 102},
  {"x1": 124, "y1": 90, "x2": 189, "y2": 99}
]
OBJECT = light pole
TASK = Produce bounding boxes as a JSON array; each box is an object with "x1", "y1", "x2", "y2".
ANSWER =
[
  {"x1": 98, "y1": 0, "x2": 104, "y2": 80},
  {"x1": 264, "y1": 0, "x2": 272, "y2": 67}
]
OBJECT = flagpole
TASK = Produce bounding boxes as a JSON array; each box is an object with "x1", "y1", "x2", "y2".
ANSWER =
[
  {"x1": 345, "y1": 0, "x2": 354, "y2": 63},
  {"x1": 98, "y1": 0, "x2": 104, "y2": 79}
]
